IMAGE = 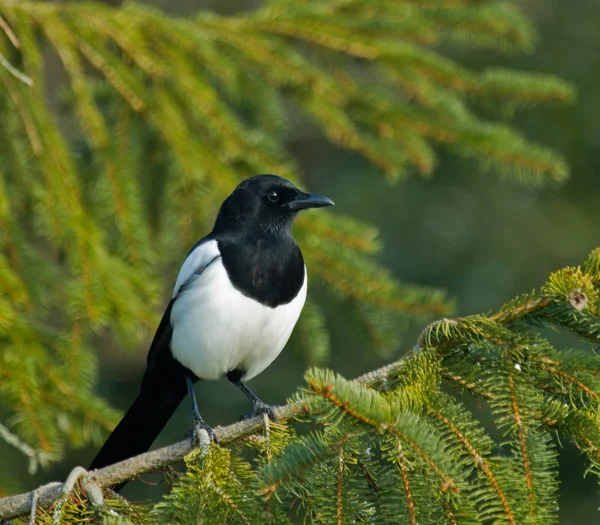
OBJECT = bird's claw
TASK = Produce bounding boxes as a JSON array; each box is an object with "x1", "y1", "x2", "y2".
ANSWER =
[
  {"x1": 240, "y1": 401, "x2": 278, "y2": 423},
  {"x1": 188, "y1": 417, "x2": 218, "y2": 445}
]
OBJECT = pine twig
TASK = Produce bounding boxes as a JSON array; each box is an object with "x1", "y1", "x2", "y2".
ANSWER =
[
  {"x1": 0, "y1": 50, "x2": 33, "y2": 86},
  {"x1": 0, "y1": 361, "x2": 403, "y2": 521}
]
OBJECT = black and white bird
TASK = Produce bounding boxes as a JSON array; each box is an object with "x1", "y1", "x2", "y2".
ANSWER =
[{"x1": 89, "y1": 175, "x2": 334, "y2": 483}]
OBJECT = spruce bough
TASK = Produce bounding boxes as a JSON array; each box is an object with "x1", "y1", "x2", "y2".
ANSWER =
[
  {"x1": 0, "y1": 0, "x2": 574, "y2": 483},
  {"x1": 0, "y1": 0, "x2": 584, "y2": 522},
  {"x1": 1, "y1": 248, "x2": 599, "y2": 523}
]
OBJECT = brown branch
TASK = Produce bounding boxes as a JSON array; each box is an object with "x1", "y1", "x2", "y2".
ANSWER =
[
  {"x1": 442, "y1": 370, "x2": 497, "y2": 400},
  {"x1": 505, "y1": 351, "x2": 536, "y2": 519},
  {"x1": 441, "y1": 500, "x2": 458, "y2": 525},
  {"x1": 396, "y1": 441, "x2": 417, "y2": 525},
  {"x1": 336, "y1": 448, "x2": 344, "y2": 525},
  {"x1": 0, "y1": 14, "x2": 20, "y2": 48},
  {"x1": 490, "y1": 296, "x2": 554, "y2": 324},
  {"x1": 0, "y1": 361, "x2": 402, "y2": 521}
]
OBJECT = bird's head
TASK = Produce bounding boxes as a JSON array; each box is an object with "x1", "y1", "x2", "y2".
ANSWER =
[{"x1": 214, "y1": 175, "x2": 334, "y2": 235}]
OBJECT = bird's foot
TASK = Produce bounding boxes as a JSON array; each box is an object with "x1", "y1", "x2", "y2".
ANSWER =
[
  {"x1": 188, "y1": 417, "x2": 218, "y2": 445},
  {"x1": 240, "y1": 401, "x2": 278, "y2": 423}
]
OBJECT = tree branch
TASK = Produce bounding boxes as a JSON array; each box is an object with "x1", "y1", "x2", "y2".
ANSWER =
[
  {"x1": 0, "y1": 290, "x2": 580, "y2": 521},
  {"x1": 0, "y1": 361, "x2": 403, "y2": 521}
]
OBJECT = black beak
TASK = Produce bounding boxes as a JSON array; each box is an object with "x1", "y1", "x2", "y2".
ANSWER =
[{"x1": 287, "y1": 191, "x2": 335, "y2": 210}]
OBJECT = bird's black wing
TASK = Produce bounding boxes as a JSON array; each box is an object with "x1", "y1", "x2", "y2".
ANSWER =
[
  {"x1": 143, "y1": 298, "x2": 175, "y2": 383},
  {"x1": 89, "y1": 237, "x2": 219, "y2": 482}
]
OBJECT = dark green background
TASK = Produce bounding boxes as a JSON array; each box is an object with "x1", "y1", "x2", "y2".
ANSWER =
[{"x1": 15, "y1": 0, "x2": 600, "y2": 522}]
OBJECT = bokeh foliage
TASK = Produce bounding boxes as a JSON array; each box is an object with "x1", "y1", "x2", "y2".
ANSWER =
[{"x1": 0, "y1": 0, "x2": 577, "y2": 513}]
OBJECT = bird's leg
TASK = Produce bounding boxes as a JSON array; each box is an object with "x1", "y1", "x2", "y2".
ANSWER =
[
  {"x1": 186, "y1": 376, "x2": 217, "y2": 443},
  {"x1": 226, "y1": 372, "x2": 278, "y2": 422}
]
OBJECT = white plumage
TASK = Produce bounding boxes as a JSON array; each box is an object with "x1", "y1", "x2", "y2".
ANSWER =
[
  {"x1": 170, "y1": 240, "x2": 307, "y2": 381},
  {"x1": 172, "y1": 240, "x2": 221, "y2": 298}
]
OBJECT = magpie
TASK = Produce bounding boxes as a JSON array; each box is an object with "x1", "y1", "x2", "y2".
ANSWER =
[{"x1": 89, "y1": 175, "x2": 334, "y2": 484}]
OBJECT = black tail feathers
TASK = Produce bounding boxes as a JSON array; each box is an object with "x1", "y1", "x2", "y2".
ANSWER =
[{"x1": 89, "y1": 383, "x2": 186, "y2": 491}]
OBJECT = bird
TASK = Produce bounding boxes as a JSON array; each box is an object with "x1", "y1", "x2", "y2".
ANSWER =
[{"x1": 88, "y1": 174, "x2": 334, "y2": 486}]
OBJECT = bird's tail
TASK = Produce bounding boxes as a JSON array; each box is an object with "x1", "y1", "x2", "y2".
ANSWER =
[{"x1": 89, "y1": 382, "x2": 187, "y2": 489}]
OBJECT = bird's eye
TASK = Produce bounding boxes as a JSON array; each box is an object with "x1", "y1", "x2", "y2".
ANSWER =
[{"x1": 267, "y1": 191, "x2": 280, "y2": 203}]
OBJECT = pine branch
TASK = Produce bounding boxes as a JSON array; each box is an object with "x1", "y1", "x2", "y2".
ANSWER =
[
  {"x1": 0, "y1": 362, "x2": 401, "y2": 521},
  {"x1": 1, "y1": 248, "x2": 599, "y2": 521},
  {"x1": 426, "y1": 403, "x2": 517, "y2": 525},
  {"x1": 335, "y1": 447, "x2": 343, "y2": 525},
  {"x1": 504, "y1": 348, "x2": 536, "y2": 519},
  {"x1": 395, "y1": 440, "x2": 417, "y2": 525},
  {"x1": 0, "y1": 0, "x2": 576, "y2": 475}
]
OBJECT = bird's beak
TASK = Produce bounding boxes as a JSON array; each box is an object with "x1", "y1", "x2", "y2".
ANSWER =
[{"x1": 287, "y1": 191, "x2": 335, "y2": 210}]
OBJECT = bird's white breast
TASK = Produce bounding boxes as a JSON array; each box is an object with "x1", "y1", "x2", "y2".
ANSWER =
[{"x1": 170, "y1": 240, "x2": 307, "y2": 381}]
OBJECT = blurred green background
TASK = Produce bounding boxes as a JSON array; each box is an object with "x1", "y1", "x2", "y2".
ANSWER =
[{"x1": 7, "y1": 0, "x2": 600, "y2": 522}]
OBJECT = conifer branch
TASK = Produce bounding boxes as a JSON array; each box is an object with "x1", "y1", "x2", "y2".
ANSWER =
[
  {"x1": 0, "y1": 3, "x2": 593, "y2": 518},
  {"x1": 0, "y1": 50, "x2": 31, "y2": 85},
  {"x1": 426, "y1": 406, "x2": 517, "y2": 525},
  {"x1": 441, "y1": 370, "x2": 496, "y2": 400},
  {"x1": 532, "y1": 355, "x2": 599, "y2": 402},
  {"x1": 0, "y1": 362, "x2": 402, "y2": 521},
  {"x1": 0, "y1": 14, "x2": 19, "y2": 48},
  {"x1": 0, "y1": 423, "x2": 51, "y2": 475},
  {"x1": 307, "y1": 372, "x2": 459, "y2": 493},
  {"x1": 505, "y1": 349, "x2": 536, "y2": 519},
  {"x1": 0, "y1": 1, "x2": 578, "y2": 490},
  {"x1": 259, "y1": 436, "x2": 349, "y2": 496},
  {"x1": 1, "y1": 248, "x2": 600, "y2": 521},
  {"x1": 336, "y1": 448, "x2": 344, "y2": 525},
  {"x1": 395, "y1": 441, "x2": 417, "y2": 525}
]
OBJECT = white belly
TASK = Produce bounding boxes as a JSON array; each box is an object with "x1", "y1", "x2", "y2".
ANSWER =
[{"x1": 170, "y1": 259, "x2": 307, "y2": 381}]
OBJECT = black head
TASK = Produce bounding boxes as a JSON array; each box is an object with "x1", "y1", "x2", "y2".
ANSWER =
[{"x1": 213, "y1": 175, "x2": 334, "y2": 235}]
